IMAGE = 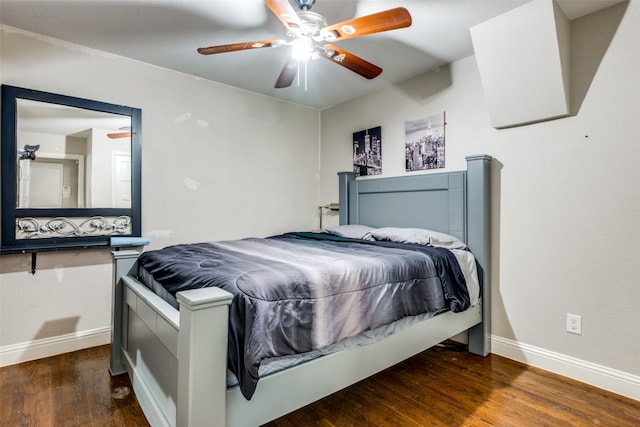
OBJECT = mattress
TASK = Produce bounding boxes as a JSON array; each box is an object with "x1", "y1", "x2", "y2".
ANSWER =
[{"x1": 136, "y1": 232, "x2": 479, "y2": 399}]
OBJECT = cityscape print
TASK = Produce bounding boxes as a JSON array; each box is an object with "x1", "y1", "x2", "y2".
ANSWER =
[
  {"x1": 353, "y1": 126, "x2": 382, "y2": 176},
  {"x1": 405, "y1": 112, "x2": 445, "y2": 172}
]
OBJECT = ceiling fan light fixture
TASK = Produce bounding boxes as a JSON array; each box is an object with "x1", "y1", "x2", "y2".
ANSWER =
[{"x1": 291, "y1": 37, "x2": 314, "y2": 61}]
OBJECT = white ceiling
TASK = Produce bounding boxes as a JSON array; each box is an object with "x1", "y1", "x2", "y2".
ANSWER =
[{"x1": 0, "y1": 0, "x2": 624, "y2": 109}]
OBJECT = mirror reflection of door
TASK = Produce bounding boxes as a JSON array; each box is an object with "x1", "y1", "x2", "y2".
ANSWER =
[
  {"x1": 18, "y1": 153, "x2": 85, "y2": 208},
  {"x1": 112, "y1": 152, "x2": 132, "y2": 208},
  {"x1": 19, "y1": 161, "x2": 63, "y2": 208}
]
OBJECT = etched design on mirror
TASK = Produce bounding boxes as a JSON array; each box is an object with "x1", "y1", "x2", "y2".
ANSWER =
[{"x1": 17, "y1": 216, "x2": 132, "y2": 239}]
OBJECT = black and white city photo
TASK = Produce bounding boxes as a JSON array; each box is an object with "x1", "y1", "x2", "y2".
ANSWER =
[
  {"x1": 353, "y1": 126, "x2": 382, "y2": 176},
  {"x1": 405, "y1": 112, "x2": 445, "y2": 172}
]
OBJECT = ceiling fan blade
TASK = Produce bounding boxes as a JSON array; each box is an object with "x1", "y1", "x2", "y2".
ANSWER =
[
  {"x1": 275, "y1": 61, "x2": 298, "y2": 88},
  {"x1": 321, "y1": 7, "x2": 412, "y2": 42},
  {"x1": 319, "y1": 44, "x2": 383, "y2": 80},
  {"x1": 107, "y1": 131, "x2": 132, "y2": 139},
  {"x1": 198, "y1": 39, "x2": 286, "y2": 55},
  {"x1": 264, "y1": 0, "x2": 303, "y2": 30}
]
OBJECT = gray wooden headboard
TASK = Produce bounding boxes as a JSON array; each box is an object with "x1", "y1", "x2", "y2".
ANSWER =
[
  {"x1": 339, "y1": 170, "x2": 466, "y2": 241},
  {"x1": 337, "y1": 154, "x2": 492, "y2": 355}
]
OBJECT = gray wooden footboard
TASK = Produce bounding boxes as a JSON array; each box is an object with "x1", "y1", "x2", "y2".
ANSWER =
[
  {"x1": 111, "y1": 262, "x2": 234, "y2": 427},
  {"x1": 110, "y1": 154, "x2": 492, "y2": 427}
]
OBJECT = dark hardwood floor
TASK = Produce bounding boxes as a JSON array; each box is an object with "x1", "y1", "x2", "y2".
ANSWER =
[
  {"x1": 1, "y1": 343, "x2": 638, "y2": 426},
  {"x1": 0, "y1": 345, "x2": 147, "y2": 427}
]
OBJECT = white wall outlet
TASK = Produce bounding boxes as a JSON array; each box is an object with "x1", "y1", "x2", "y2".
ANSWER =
[{"x1": 566, "y1": 313, "x2": 582, "y2": 335}]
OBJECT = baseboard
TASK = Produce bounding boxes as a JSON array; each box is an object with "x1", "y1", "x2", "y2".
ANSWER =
[
  {"x1": 491, "y1": 335, "x2": 640, "y2": 401},
  {"x1": 0, "y1": 327, "x2": 111, "y2": 367}
]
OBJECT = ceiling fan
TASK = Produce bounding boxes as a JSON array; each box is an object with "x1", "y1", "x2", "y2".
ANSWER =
[
  {"x1": 107, "y1": 131, "x2": 131, "y2": 139},
  {"x1": 107, "y1": 127, "x2": 132, "y2": 139},
  {"x1": 197, "y1": 0, "x2": 412, "y2": 88}
]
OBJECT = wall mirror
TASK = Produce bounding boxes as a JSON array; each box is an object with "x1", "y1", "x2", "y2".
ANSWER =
[{"x1": 1, "y1": 85, "x2": 141, "y2": 253}]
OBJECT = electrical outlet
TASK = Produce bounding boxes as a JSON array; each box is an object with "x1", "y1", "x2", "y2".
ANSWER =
[{"x1": 566, "y1": 313, "x2": 582, "y2": 335}]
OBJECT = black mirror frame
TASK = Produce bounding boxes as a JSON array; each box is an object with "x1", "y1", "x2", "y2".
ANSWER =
[{"x1": 1, "y1": 85, "x2": 142, "y2": 253}]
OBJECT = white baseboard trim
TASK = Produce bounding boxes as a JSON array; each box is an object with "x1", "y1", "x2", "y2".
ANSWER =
[
  {"x1": 491, "y1": 335, "x2": 640, "y2": 401},
  {"x1": 0, "y1": 327, "x2": 111, "y2": 368}
]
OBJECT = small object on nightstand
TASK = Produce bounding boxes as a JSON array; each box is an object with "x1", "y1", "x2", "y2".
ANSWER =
[{"x1": 318, "y1": 203, "x2": 339, "y2": 230}]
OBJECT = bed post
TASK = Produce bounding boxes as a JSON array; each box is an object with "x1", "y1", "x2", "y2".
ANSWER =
[
  {"x1": 110, "y1": 250, "x2": 139, "y2": 375},
  {"x1": 465, "y1": 155, "x2": 492, "y2": 356},
  {"x1": 176, "y1": 288, "x2": 233, "y2": 427},
  {"x1": 337, "y1": 171, "x2": 355, "y2": 225}
]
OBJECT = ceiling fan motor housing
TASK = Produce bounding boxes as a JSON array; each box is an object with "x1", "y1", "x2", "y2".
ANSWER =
[
  {"x1": 295, "y1": 0, "x2": 316, "y2": 11},
  {"x1": 293, "y1": 11, "x2": 327, "y2": 38}
]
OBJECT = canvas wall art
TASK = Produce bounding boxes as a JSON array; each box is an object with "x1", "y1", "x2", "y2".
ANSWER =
[
  {"x1": 353, "y1": 126, "x2": 382, "y2": 176},
  {"x1": 405, "y1": 112, "x2": 445, "y2": 172}
]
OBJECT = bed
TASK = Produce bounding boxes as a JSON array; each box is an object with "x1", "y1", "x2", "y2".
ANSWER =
[{"x1": 109, "y1": 154, "x2": 492, "y2": 427}]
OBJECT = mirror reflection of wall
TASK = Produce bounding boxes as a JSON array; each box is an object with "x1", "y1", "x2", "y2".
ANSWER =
[{"x1": 16, "y1": 99, "x2": 132, "y2": 209}]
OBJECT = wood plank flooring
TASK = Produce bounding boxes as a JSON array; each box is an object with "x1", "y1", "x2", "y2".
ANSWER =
[{"x1": 1, "y1": 343, "x2": 638, "y2": 426}]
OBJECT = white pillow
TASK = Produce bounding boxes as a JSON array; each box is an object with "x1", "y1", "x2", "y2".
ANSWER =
[
  {"x1": 370, "y1": 227, "x2": 467, "y2": 250},
  {"x1": 325, "y1": 224, "x2": 375, "y2": 240}
]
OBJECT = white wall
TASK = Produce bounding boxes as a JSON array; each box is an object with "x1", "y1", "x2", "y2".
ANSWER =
[
  {"x1": 0, "y1": 26, "x2": 320, "y2": 364},
  {"x1": 320, "y1": 2, "x2": 639, "y2": 399}
]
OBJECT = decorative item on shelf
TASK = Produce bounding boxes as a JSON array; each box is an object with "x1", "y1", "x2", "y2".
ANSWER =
[{"x1": 318, "y1": 203, "x2": 339, "y2": 230}]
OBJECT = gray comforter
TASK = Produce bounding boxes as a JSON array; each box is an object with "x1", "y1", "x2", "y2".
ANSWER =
[{"x1": 137, "y1": 232, "x2": 469, "y2": 399}]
